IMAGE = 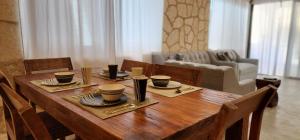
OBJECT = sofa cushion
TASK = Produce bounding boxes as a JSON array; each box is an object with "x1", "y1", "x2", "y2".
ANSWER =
[
  {"x1": 238, "y1": 63, "x2": 257, "y2": 80},
  {"x1": 225, "y1": 50, "x2": 239, "y2": 61},
  {"x1": 183, "y1": 51, "x2": 211, "y2": 64},
  {"x1": 216, "y1": 52, "x2": 232, "y2": 62},
  {"x1": 210, "y1": 49, "x2": 240, "y2": 62}
]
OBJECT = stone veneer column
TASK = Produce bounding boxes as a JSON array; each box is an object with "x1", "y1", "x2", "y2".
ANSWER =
[
  {"x1": 0, "y1": 0, "x2": 24, "y2": 84},
  {"x1": 0, "y1": 0, "x2": 24, "y2": 135},
  {"x1": 162, "y1": 0, "x2": 210, "y2": 54}
]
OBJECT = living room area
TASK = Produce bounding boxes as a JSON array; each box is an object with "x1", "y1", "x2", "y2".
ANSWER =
[{"x1": 0, "y1": 0, "x2": 300, "y2": 139}]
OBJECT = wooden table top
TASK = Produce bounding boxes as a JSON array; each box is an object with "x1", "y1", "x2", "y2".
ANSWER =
[{"x1": 14, "y1": 72, "x2": 240, "y2": 140}]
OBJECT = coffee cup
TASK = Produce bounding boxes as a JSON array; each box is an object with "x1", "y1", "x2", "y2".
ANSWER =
[
  {"x1": 108, "y1": 64, "x2": 118, "y2": 79},
  {"x1": 133, "y1": 76, "x2": 148, "y2": 102}
]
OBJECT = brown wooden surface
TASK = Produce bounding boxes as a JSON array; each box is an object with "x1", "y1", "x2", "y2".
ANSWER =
[
  {"x1": 14, "y1": 72, "x2": 241, "y2": 140},
  {"x1": 120, "y1": 59, "x2": 153, "y2": 77},
  {"x1": 256, "y1": 79, "x2": 281, "y2": 107},
  {"x1": 217, "y1": 86, "x2": 276, "y2": 140},
  {"x1": 0, "y1": 71, "x2": 73, "y2": 140},
  {"x1": 152, "y1": 64, "x2": 202, "y2": 86},
  {"x1": 24, "y1": 57, "x2": 73, "y2": 75}
]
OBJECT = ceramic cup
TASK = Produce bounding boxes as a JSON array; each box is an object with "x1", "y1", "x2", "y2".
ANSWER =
[
  {"x1": 131, "y1": 67, "x2": 143, "y2": 76},
  {"x1": 81, "y1": 67, "x2": 92, "y2": 84},
  {"x1": 133, "y1": 76, "x2": 148, "y2": 102},
  {"x1": 108, "y1": 64, "x2": 118, "y2": 79}
]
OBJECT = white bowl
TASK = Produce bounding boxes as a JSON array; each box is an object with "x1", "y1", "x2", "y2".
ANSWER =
[{"x1": 98, "y1": 84, "x2": 125, "y2": 101}]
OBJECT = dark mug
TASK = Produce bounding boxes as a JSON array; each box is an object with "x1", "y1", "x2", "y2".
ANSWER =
[
  {"x1": 108, "y1": 64, "x2": 118, "y2": 79},
  {"x1": 133, "y1": 76, "x2": 148, "y2": 102}
]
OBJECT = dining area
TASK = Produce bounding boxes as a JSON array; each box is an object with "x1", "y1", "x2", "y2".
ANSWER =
[{"x1": 0, "y1": 57, "x2": 276, "y2": 140}]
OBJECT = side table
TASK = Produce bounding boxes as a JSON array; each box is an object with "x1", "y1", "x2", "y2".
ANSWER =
[{"x1": 256, "y1": 78, "x2": 281, "y2": 107}]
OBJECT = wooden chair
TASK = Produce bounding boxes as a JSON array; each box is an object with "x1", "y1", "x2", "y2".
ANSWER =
[
  {"x1": 172, "y1": 85, "x2": 276, "y2": 140},
  {"x1": 120, "y1": 59, "x2": 153, "y2": 77},
  {"x1": 0, "y1": 70, "x2": 73, "y2": 140},
  {"x1": 24, "y1": 57, "x2": 73, "y2": 74},
  {"x1": 151, "y1": 64, "x2": 202, "y2": 86}
]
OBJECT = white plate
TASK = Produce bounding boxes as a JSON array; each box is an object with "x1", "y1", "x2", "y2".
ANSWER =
[
  {"x1": 148, "y1": 81, "x2": 182, "y2": 89},
  {"x1": 41, "y1": 79, "x2": 78, "y2": 86}
]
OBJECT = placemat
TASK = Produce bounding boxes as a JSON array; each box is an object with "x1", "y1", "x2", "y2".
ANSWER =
[
  {"x1": 121, "y1": 80, "x2": 203, "y2": 97},
  {"x1": 63, "y1": 93, "x2": 158, "y2": 119},
  {"x1": 147, "y1": 84, "x2": 202, "y2": 97},
  {"x1": 30, "y1": 79, "x2": 98, "y2": 93}
]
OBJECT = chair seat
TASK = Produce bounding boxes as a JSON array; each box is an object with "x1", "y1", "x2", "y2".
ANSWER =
[
  {"x1": 24, "y1": 112, "x2": 72, "y2": 139},
  {"x1": 238, "y1": 63, "x2": 257, "y2": 80}
]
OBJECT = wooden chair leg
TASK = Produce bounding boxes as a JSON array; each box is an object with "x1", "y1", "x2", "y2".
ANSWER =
[
  {"x1": 29, "y1": 100, "x2": 36, "y2": 111},
  {"x1": 225, "y1": 115, "x2": 250, "y2": 140},
  {"x1": 7, "y1": 133, "x2": 11, "y2": 140}
]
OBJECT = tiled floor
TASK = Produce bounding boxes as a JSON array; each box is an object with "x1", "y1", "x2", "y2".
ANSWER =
[
  {"x1": 260, "y1": 78, "x2": 300, "y2": 140},
  {"x1": 0, "y1": 78, "x2": 300, "y2": 139}
]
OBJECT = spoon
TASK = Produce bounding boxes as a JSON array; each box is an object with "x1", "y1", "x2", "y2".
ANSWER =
[{"x1": 176, "y1": 87, "x2": 194, "y2": 94}]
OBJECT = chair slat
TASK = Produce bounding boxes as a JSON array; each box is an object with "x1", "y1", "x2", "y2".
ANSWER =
[
  {"x1": 121, "y1": 59, "x2": 153, "y2": 77},
  {"x1": 213, "y1": 85, "x2": 277, "y2": 140},
  {"x1": 24, "y1": 57, "x2": 73, "y2": 74},
  {"x1": 151, "y1": 64, "x2": 202, "y2": 86},
  {"x1": 0, "y1": 70, "x2": 72, "y2": 140}
]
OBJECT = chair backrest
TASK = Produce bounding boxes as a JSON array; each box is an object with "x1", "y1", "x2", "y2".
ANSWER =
[
  {"x1": 151, "y1": 64, "x2": 202, "y2": 86},
  {"x1": 213, "y1": 85, "x2": 277, "y2": 140},
  {"x1": 0, "y1": 71, "x2": 52, "y2": 140},
  {"x1": 120, "y1": 59, "x2": 153, "y2": 77},
  {"x1": 24, "y1": 57, "x2": 73, "y2": 74}
]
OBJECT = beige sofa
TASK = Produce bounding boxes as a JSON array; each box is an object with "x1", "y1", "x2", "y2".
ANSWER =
[{"x1": 152, "y1": 50, "x2": 258, "y2": 95}]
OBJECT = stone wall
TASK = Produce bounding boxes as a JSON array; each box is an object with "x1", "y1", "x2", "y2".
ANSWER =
[
  {"x1": 162, "y1": 0, "x2": 210, "y2": 54},
  {"x1": 0, "y1": 0, "x2": 24, "y2": 135},
  {"x1": 0, "y1": 0, "x2": 24, "y2": 84}
]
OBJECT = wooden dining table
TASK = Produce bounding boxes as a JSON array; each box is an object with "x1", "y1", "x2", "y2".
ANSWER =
[{"x1": 14, "y1": 72, "x2": 240, "y2": 140}]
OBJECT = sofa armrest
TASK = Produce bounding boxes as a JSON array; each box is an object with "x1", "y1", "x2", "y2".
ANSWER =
[
  {"x1": 238, "y1": 58, "x2": 258, "y2": 66},
  {"x1": 238, "y1": 58, "x2": 258, "y2": 65},
  {"x1": 213, "y1": 61, "x2": 239, "y2": 79}
]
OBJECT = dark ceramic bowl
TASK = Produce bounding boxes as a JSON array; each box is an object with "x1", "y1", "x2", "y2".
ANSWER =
[
  {"x1": 150, "y1": 75, "x2": 171, "y2": 87},
  {"x1": 54, "y1": 72, "x2": 74, "y2": 83}
]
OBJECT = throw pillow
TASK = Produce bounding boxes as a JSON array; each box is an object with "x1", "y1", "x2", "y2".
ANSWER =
[
  {"x1": 224, "y1": 52, "x2": 234, "y2": 61},
  {"x1": 216, "y1": 52, "x2": 231, "y2": 61},
  {"x1": 216, "y1": 52, "x2": 226, "y2": 60},
  {"x1": 175, "y1": 53, "x2": 185, "y2": 61}
]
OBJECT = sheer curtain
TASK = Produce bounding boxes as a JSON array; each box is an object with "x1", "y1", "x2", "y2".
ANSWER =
[
  {"x1": 285, "y1": 1, "x2": 300, "y2": 77},
  {"x1": 114, "y1": 0, "x2": 164, "y2": 64},
  {"x1": 209, "y1": 0, "x2": 251, "y2": 57},
  {"x1": 19, "y1": 0, "x2": 164, "y2": 68},
  {"x1": 249, "y1": 1, "x2": 298, "y2": 76}
]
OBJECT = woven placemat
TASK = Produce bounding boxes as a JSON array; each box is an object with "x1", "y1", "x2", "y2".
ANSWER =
[
  {"x1": 147, "y1": 85, "x2": 202, "y2": 97},
  {"x1": 121, "y1": 80, "x2": 202, "y2": 97},
  {"x1": 30, "y1": 79, "x2": 98, "y2": 93},
  {"x1": 63, "y1": 93, "x2": 158, "y2": 119}
]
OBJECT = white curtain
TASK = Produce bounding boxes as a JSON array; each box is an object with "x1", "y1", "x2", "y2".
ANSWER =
[
  {"x1": 114, "y1": 0, "x2": 164, "y2": 64},
  {"x1": 209, "y1": 0, "x2": 251, "y2": 57},
  {"x1": 284, "y1": 1, "x2": 300, "y2": 77},
  {"x1": 19, "y1": 0, "x2": 164, "y2": 68},
  {"x1": 249, "y1": 1, "x2": 294, "y2": 76}
]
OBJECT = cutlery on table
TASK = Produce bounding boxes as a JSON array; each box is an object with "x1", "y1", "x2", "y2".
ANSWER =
[
  {"x1": 175, "y1": 87, "x2": 194, "y2": 94},
  {"x1": 104, "y1": 103, "x2": 137, "y2": 115}
]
